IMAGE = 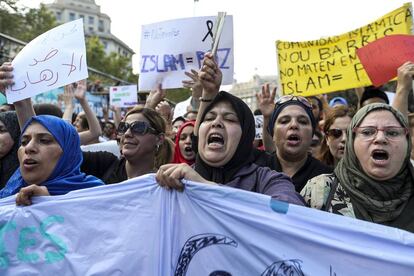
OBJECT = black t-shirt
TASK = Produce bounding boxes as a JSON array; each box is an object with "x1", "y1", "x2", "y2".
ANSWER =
[
  {"x1": 81, "y1": 151, "x2": 127, "y2": 184},
  {"x1": 269, "y1": 154, "x2": 333, "y2": 192}
]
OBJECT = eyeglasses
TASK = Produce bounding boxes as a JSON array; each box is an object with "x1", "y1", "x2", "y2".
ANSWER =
[
  {"x1": 326, "y1": 128, "x2": 346, "y2": 139},
  {"x1": 275, "y1": 95, "x2": 313, "y2": 109},
  {"x1": 353, "y1": 126, "x2": 408, "y2": 140},
  {"x1": 117, "y1": 121, "x2": 159, "y2": 135}
]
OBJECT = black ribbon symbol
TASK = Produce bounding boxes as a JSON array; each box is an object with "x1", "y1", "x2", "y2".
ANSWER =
[{"x1": 202, "y1": 20, "x2": 214, "y2": 42}]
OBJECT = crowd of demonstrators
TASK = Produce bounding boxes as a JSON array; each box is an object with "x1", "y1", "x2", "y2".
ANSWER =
[{"x1": 1, "y1": 51, "x2": 414, "y2": 233}]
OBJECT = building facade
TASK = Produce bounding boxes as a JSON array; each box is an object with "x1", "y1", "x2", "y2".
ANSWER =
[
  {"x1": 230, "y1": 75, "x2": 278, "y2": 111},
  {"x1": 45, "y1": 0, "x2": 134, "y2": 59}
]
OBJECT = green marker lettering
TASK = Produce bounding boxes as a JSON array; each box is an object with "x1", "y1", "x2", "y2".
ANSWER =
[
  {"x1": 0, "y1": 221, "x2": 16, "y2": 269},
  {"x1": 39, "y1": 216, "x2": 67, "y2": 264},
  {"x1": 17, "y1": 227, "x2": 39, "y2": 263}
]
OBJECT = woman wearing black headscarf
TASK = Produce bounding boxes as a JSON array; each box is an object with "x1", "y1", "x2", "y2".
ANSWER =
[
  {"x1": 156, "y1": 54, "x2": 303, "y2": 205},
  {"x1": 0, "y1": 111, "x2": 20, "y2": 188}
]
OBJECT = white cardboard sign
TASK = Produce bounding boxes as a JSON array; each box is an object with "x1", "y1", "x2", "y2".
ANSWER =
[
  {"x1": 139, "y1": 16, "x2": 234, "y2": 91},
  {"x1": 6, "y1": 19, "x2": 88, "y2": 103},
  {"x1": 109, "y1": 85, "x2": 138, "y2": 107}
]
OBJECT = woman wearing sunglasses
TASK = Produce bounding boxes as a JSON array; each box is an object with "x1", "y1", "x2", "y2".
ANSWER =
[
  {"x1": 317, "y1": 105, "x2": 354, "y2": 167},
  {"x1": 301, "y1": 104, "x2": 414, "y2": 233},
  {"x1": 81, "y1": 106, "x2": 174, "y2": 184},
  {"x1": 263, "y1": 92, "x2": 332, "y2": 193}
]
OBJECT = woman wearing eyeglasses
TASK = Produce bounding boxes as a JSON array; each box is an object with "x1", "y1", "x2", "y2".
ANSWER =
[
  {"x1": 301, "y1": 103, "x2": 414, "y2": 232},
  {"x1": 261, "y1": 91, "x2": 332, "y2": 193},
  {"x1": 81, "y1": 106, "x2": 174, "y2": 184},
  {"x1": 317, "y1": 105, "x2": 354, "y2": 167}
]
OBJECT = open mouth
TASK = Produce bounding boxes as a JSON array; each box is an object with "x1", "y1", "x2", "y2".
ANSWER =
[
  {"x1": 372, "y1": 149, "x2": 389, "y2": 161},
  {"x1": 23, "y1": 158, "x2": 38, "y2": 169},
  {"x1": 184, "y1": 146, "x2": 193, "y2": 152},
  {"x1": 208, "y1": 133, "x2": 224, "y2": 145},
  {"x1": 287, "y1": 134, "x2": 301, "y2": 142}
]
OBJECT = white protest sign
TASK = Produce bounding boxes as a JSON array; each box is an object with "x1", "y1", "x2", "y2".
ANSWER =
[
  {"x1": 139, "y1": 15, "x2": 234, "y2": 91},
  {"x1": 254, "y1": 115, "x2": 264, "y2": 140},
  {"x1": 109, "y1": 85, "x2": 138, "y2": 107},
  {"x1": 6, "y1": 19, "x2": 88, "y2": 103}
]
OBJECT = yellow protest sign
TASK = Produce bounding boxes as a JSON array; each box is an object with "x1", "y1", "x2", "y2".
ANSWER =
[{"x1": 276, "y1": 3, "x2": 413, "y2": 96}]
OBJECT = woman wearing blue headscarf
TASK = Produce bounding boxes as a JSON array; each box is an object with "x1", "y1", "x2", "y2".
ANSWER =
[{"x1": 0, "y1": 115, "x2": 104, "y2": 204}]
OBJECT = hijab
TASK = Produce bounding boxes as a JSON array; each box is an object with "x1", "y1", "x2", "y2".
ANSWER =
[
  {"x1": 0, "y1": 115, "x2": 104, "y2": 198},
  {"x1": 335, "y1": 103, "x2": 413, "y2": 224},
  {"x1": 0, "y1": 111, "x2": 20, "y2": 188},
  {"x1": 194, "y1": 91, "x2": 255, "y2": 184},
  {"x1": 172, "y1": 121, "x2": 195, "y2": 165}
]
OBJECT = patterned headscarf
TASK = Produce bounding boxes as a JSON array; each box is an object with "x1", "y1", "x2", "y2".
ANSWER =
[{"x1": 335, "y1": 103, "x2": 413, "y2": 223}]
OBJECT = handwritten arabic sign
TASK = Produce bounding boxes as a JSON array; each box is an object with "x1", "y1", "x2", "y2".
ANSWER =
[
  {"x1": 357, "y1": 35, "x2": 414, "y2": 86},
  {"x1": 6, "y1": 19, "x2": 88, "y2": 103},
  {"x1": 0, "y1": 175, "x2": 413, "y2": 275},
  {"x1": 139, "y1": 16, "x2": 234, "y2": 91},
  {"x1": 109, "y1": 85, "x2": 138, "y2": 107},
  {"x1": 276, "y1": 3, "x2": 413, "y2": 96}
]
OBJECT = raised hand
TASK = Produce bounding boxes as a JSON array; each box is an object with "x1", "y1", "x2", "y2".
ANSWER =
[
  {"x1": 256, "y1": 83, "x2": 276, "y2": 118},
  {"x1": 199, "y1": 52, "x2": 222, "y2": 99},
  {"x1": 0, "y1": 62, "x2": 14, "y2": 92}
]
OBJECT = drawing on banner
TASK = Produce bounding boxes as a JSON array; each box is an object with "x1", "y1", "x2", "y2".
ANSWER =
[
  {"x1": 276, "y1": 3, "x2": 412, "y2": 96},
  {"x1": 139, "y1": 16, "x2": 234, "y2": 91},
  {"x1": 6, "y1": 19, "x2": 88, "y2": 103},
  {"x1": 261, "y1": 259, "x2": 304, "y2": 276},
  {"x1": 174, "y1": 233, "x2": 238, "y2": 276}
]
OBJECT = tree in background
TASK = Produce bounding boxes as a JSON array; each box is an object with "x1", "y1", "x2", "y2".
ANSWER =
[{"x1": 86, "y1": 36, "x2": 137, "y2": 84}]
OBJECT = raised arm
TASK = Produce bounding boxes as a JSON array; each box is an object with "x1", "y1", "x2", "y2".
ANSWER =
[
  {"x1": 393, "y1": 61, "x2": 414, "y2": 119},
  {"x1": 145, "y1": 83, "x2": 166, "y2": 110},
  {"x1": 256, "y1": 83, "x2": 276, "y2": 153},
  {"x1": 74, "y1": 79, "x2": 102, "y2": 145},
  {"x1": 62, "y1": 83, "x2": 75, "y2": 123},
  {"x1": 0, "y1": 62, "x2": 35, "y2": 130},
  {"x1": 182, "y1": 69, "x2": 203, "y2": 111},
  {"x1": 194, "y1": 53, "x2": 222, "y2": 136}
]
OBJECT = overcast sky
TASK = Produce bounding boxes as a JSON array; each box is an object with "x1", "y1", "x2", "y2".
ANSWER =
[{"x1": 20, "y1": 0, "x2": 411, "y2": 82}]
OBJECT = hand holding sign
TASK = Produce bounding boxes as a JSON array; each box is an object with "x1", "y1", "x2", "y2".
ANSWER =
[
  {"x1": 199, "y1": 53, "x2": 222, "y2": 98},
  {"x1": 0, "y1": 63, "x2": 13, "y2": 92},
  {"x1": 5, "y1": 19, "x2": 88, "y2": 103},
  {"x1": 396, "y1": 61, "x2": 414, "y2": 92}
]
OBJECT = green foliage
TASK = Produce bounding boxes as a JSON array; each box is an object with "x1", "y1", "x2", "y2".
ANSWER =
[
  {"x1": 86, "y1": 36, "x2": 137, "y2": 83},
  {"x1": 19, "y1": 4, "x2": 57, "y2": 42},
  {"x1": 0, "y1": 3, "x2": 57, "y2": 42},
  {"x1": 165, "y1": 88, "x2": 191, "y2": 104}
]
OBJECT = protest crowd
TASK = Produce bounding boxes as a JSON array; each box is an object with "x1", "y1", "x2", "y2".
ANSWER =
[
  {"x1": 0, "y1": 4, "x2": 414, "y2": 274},
  {"x1": 1, "y1": 51, "x2": 414, "y2": 231}
]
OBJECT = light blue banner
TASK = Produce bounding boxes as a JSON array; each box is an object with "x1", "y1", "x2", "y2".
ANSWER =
[{"x1": 0, "y1": 174, "x2": 413, "y2": 275}]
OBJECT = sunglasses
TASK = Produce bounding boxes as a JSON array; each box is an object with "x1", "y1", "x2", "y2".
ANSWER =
[
  {"x1": 275, "y1": 95, "x2": 313, "y2": 109},
  {"x1": 326, "y1": 129, "x2": 346, "y2": 139},
  {"x1": 117, "y1": 121, "x2": 159, "y2": 135}
]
